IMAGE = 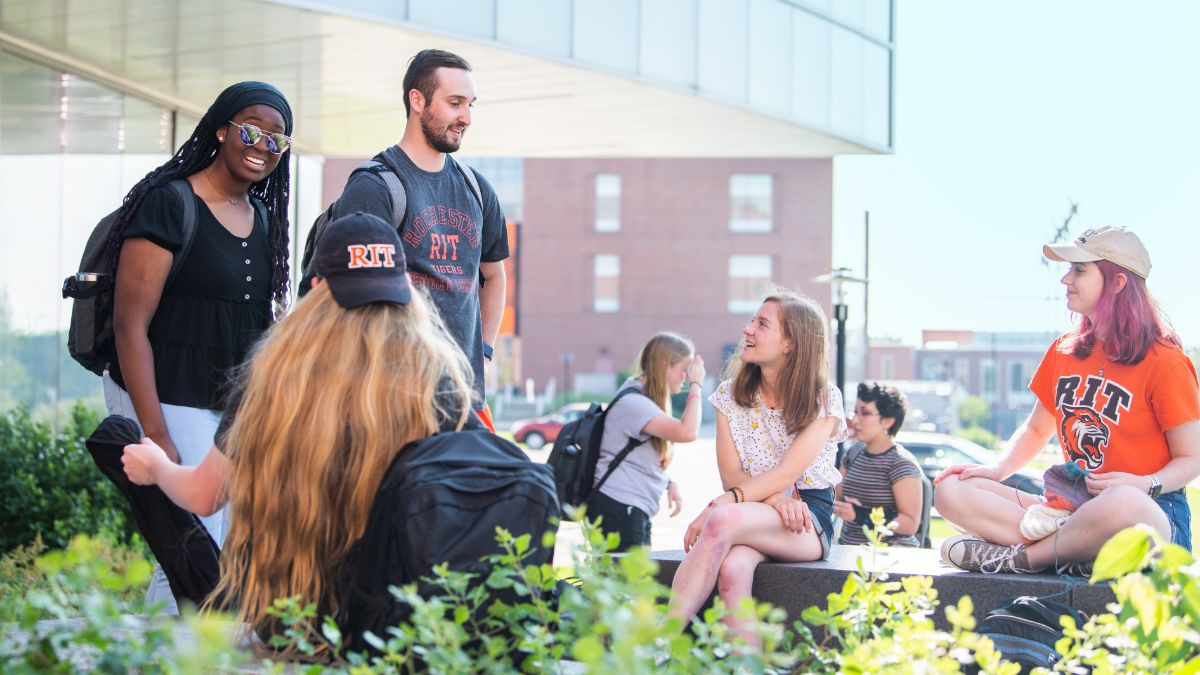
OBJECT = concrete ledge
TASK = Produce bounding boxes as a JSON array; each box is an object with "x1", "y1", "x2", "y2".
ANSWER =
[{"x1": 652, "y1": 545, "x2": 1115, "y2": 629}]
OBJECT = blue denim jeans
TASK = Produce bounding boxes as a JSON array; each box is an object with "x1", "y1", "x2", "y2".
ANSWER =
[{"x1": 1155, "y1": 489, "x2": 1192, "y2": 551}]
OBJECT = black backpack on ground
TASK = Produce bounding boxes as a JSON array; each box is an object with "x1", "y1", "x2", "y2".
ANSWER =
[
  {"x1": 972, "y1": 595, "x2": 1084, "y2": 672},
  {"x1": 841, "y1": 442, "x2": 934, "y2": 547},
  {"x1": 298, "y1": 153, "x2": 483, "y2": 296},
  {"x1": 61, "y1": 179, "x2": 199, "y2": 376},
  {"x1": 342, "y1": 426, "x2": 559, "y2": 652},
  {"x1": 546, "y1": 388, "x2": 650, "y2": 520}
]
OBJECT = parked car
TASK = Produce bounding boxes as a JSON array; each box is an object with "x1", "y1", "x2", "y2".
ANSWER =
[
  {"x1": 895, "y1": 431, "x2": 1045, "y2": 496},
  {"x1": 510, "y1": 403, "x2": 592, "y2": 449}
]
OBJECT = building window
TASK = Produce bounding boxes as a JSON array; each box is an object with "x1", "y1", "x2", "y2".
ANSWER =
[
  {"x1": 1009, "y1": 360, "x2": 1033, "y2": 394},
  {"x1": 729, "y1": 174, "x2": 773, "y2": 232},
  {"x1": 728, "y1": 255, "x2": 772, "y2": 313},
  {"x1": 881, "y1": 355, "x2": 895, "y2": 380},
  {"x1": 593, "y1": 254, "x2": 619, "y2": 312},
  {"x1": 980, "y1": 358, "x2": 997, "y2": 402},
  {"x1": 594, "y1": 174, "x2": 620, "y2": 232}
]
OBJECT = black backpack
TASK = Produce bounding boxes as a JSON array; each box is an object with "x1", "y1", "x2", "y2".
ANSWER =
[
  {"x1": 973, "y1": 595, "x2": 1085, "y2": 672},
  {"x1": 546, "y1": 388, "x2": 649, "y2": 520},
  {"x1": 61, "y1": 181, "x2": 268, "y2": 376},
  {"x1": 342, "y1": 426, "x2": 559, "y2": 651},
  {"x1": 842, "y1": 442, "x2": 934, "y2": 547},
  {"x1": 61, "y1": 179, "x2": 198, "y2": 376},
  {"x1": 298, "y1": 154, "x2": 483, "y2": 295}
]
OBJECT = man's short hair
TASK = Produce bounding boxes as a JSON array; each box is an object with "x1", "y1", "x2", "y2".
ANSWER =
[
  {"x1": 857, "y1": 382, "x2": 907, "y2": 437},
  {"x1": 403, "y1": 49, "x2": 472, "y2": 116}
]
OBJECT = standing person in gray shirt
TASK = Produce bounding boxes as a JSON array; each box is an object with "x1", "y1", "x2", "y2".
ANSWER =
[
  {"x1": 329, "y1": 49, "x2": 509, "y2": 430},
  {"x1": 586, "y1": 333, "x2": 707, "y2": 552}
]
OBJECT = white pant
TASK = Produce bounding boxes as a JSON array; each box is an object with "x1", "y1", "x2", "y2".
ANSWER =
[{"x1": 102, "y1": 373, "x2": 227, "y2": 614}]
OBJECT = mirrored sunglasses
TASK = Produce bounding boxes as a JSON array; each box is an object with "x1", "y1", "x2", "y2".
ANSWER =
[{"x1": 227, "y1": 121, "x2": 292, "y2": 154}]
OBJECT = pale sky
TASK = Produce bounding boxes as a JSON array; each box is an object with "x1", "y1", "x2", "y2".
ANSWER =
[{"x1": 832, "y1": 0, "x2": 1200, "y2": 349}]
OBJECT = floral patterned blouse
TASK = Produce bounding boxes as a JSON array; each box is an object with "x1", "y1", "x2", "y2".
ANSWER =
[{"x1": 709, "y1": 379, "x2": 849, "y2": 493}]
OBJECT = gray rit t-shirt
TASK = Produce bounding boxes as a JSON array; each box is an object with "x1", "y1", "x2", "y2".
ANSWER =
[
  {"x1": 593, "y1": 379, "x2": 670, "y2": 517},
  {"x1": 332, "y1": 146, "x2": 509, "y2": 406}
]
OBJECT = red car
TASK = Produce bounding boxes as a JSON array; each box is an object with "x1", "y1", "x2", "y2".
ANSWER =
[{"x1": 510, "y1": 403, "x2": 591, "y2": 449}]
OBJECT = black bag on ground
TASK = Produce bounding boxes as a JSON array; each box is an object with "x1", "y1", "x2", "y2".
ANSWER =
[
  {"x1": 83, "y1": 415, "x2": 220, "y2": 607},
  {"x1": 342, "y1": 427, "x2": 559, "y2": 652},
  {"x1": 546, "y1": 388, "x2": 649, "y2": 520},
  {"x1": 973, "y1": 595, "x2": 1084, "y2": 672}
]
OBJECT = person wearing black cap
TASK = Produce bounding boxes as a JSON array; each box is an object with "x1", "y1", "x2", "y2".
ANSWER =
[
  {"x1": 121, "y1": 212, "x2": 475, "y2": 642},
  {"x1": 326, "y1": 49, "x2": 509, "y2": 431},
  {"x1": 99, "y1": 81, "x2": 295, "y2": 612}
]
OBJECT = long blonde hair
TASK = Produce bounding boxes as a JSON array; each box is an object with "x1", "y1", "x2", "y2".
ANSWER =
[
  {"x1": 209, "y1": 283, "x2": 472, "y2": 648},
  {"x1": 636, "y1": 332, "x2": 694, "y2": 468},
  {"x1": 725, "y1": 290, "x2": 829, "y2": 436}
]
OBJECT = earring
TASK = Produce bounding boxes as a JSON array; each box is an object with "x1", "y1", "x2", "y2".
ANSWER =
[{"x1": 218, "y1": 134, "x2": 225, "y2": 142}]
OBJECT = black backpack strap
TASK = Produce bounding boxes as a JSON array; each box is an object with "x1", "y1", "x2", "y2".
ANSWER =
[
  {"x1": 164, "y1": 179, "x2": 199, "y2": 287},
  {"x1": 592, "y1": 388, "x2": 652, "y2": 493}
]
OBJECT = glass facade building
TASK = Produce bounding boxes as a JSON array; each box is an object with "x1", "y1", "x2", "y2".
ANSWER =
[{"x1": 0, "y1": 0, "x2": 893, "y2": 418}]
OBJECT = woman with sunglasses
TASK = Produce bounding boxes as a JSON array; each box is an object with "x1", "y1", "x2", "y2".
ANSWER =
[{"x1": 101, "y1": 81, "x2": 294, "y2": 613}]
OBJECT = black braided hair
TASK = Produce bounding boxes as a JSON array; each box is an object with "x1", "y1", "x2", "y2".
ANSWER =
[{"x1": 103, "y1": 87, "x2": 293, "y2": 314}]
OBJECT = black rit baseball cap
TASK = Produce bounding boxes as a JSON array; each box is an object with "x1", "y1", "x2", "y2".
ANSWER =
[{"x1": 313, "y1": 212, "x2": 412, "y2": 308}]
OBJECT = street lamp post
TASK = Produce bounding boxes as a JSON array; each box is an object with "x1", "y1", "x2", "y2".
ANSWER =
[{"x1": 813, "y1": 268, "x2": 868, "y2": 460}]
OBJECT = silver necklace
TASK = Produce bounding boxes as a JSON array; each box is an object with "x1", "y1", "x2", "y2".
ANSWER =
[{"x1": 206, "y1": 172, "x2": 243, "y2": 206}]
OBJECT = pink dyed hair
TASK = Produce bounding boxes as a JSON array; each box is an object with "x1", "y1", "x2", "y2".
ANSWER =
[{"x1": 1059, "y1": 259, "x2": 1180, "y2": 364}]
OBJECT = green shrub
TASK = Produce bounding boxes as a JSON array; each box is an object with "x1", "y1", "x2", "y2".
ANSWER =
[
  {"x1": 0, "y1": 535, "x2": 147, "y2": 609},
  {"x1": 1053, "y1": 525, "x2": 1200, "y2": 673},
  {"x1": 0, "y1": 402, "x2": 140, "y2": 554}
]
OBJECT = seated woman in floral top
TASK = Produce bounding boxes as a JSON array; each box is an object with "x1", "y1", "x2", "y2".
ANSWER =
[{"x1": 667, "y1": 290, "x2": 848, "y2": 648}]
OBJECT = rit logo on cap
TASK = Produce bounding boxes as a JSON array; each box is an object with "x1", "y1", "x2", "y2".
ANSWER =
[{"x1": 346, "y1": 244, "x2": 396, "y2": 269}]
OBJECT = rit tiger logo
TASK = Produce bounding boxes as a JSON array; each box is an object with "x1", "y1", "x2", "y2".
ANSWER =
[
  {"x1": 1059, "y1": 404, "x2": 1110, "y2": 470},
  {"x1": 1054, "y1": 374, "x2": 1132, "y2": 471}
]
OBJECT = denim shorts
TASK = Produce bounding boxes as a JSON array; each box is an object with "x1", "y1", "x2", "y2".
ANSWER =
[
  {"x1": 797, "y1": 487, "x2": 835, "y2": 560},
  {"x1": 1155, "y1": 489, "x2": 1192, "y2": 551}
]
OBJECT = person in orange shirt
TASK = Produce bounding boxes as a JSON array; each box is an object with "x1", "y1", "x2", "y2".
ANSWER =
[{"x1": 934, "y1": 227, "x2": 1200, "y2": 574}]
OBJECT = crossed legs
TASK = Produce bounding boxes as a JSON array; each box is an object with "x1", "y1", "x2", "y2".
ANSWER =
[{"x1": 935, "y1": 476, "x2": 1170, "y2": 569}]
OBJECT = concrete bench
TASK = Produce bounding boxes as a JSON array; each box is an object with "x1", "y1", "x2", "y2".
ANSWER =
[{"x1": 651, "y1": 545, "x2": 1115, "y2": 629}]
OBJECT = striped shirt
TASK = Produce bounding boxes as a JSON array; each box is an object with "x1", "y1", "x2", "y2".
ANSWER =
[{"x1": 838, "y1": 444, "x2": 922, "y2": 547}]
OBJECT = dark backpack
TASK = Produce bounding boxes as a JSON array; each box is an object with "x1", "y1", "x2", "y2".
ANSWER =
[
  {"x1": 973, "y1": 595, "x2": 1084, "y2": 672},
  {"x1": 61, "y1": 179, "x2": 198, "y2": 376},
  {"x1": 546, "y1": 388, "x2": 649, "y2": 520},
  {"x1": 298, "y1": 153, "x2": 483, "y2": 295},
  {"x1": 842, "y1": 442, "x2": 934, "y2": 547},
  {"x1": 342, "y1": 426, "x2": 559, "y2": 652}
]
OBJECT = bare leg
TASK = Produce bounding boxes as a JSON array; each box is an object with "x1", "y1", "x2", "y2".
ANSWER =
[
  {"x1": 668, "y1": 503, "x2": 822, "y2": 624},
  {"x1": 934, "y1": 476, "x2": 1038, "y2": 545},
  {"x1": 1026, "y1": 485, "x2": 1170, "y2": 569},
  {"x1": 716, "y1": 545, "x2": 767, "y2": 648}
]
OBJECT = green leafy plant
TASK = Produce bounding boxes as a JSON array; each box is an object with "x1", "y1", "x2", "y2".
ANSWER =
[
  {"x1": 1052, "y1": 524, "x2": 1200, "y2": 674},
  {"x1": 0, "y1": 402, "x2": 140, "y2": 554}
]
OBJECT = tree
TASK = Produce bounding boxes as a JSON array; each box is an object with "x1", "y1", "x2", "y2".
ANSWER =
[{"x1": 958, "y1": 395, "x2": 991, "y2": 429}]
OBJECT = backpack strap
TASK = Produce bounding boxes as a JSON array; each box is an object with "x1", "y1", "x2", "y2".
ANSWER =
[
  {"x1": 360, "y1": 159, "x2": 407, "y2": 231},
  {"x1": 448, "y1": 155, "x2": 485, "y2": 212},
  {"x1": 164, "y1": 179, "x2": 199, "y2": 287},
  {"x1": 842, "y1": 442, "x2": 866, "y2": 471},
  {"x1": 592, "y1": 388, "x2": 652, "y2": 493}
]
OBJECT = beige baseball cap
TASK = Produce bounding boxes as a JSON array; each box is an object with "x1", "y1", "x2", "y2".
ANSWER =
[{"x1": 1043, "y1": 226, "x2": 1151, "y2": 279}]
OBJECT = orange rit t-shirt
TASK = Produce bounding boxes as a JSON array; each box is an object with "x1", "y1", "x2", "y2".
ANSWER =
[{"x1": 1029, "y1": 336, "x2": 1200, "y2": 476}]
